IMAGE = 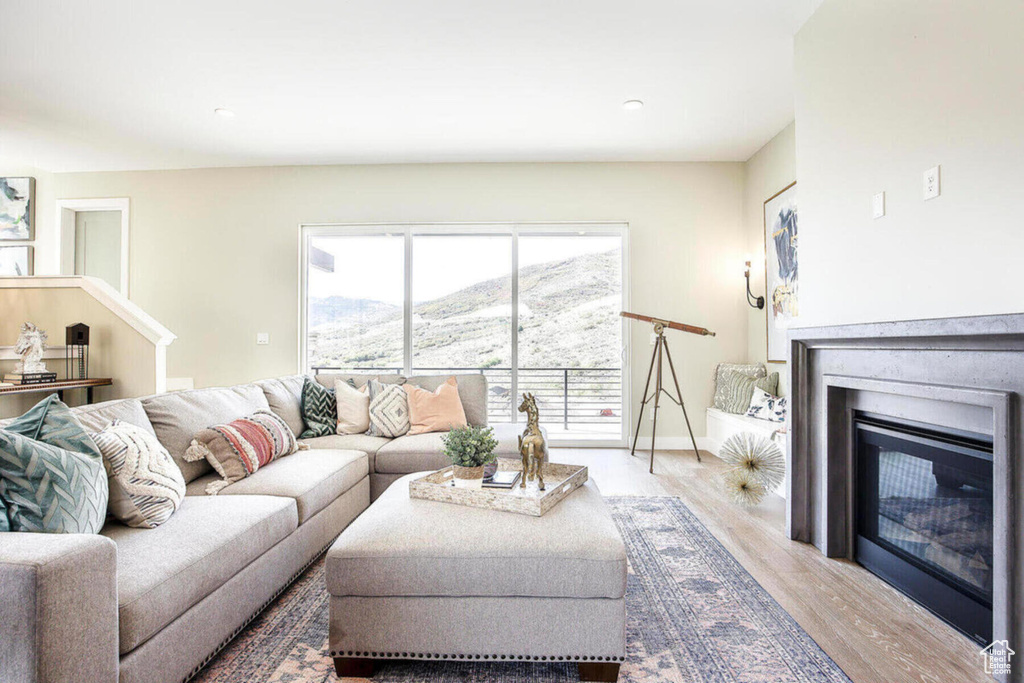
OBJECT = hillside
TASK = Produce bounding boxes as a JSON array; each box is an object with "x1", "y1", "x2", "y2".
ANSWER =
[{"x1": 308, "y1": 249, "x2": 621, "y2": 370}]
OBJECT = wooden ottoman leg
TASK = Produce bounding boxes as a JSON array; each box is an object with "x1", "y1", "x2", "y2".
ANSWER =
[
  {"x1": 334, "y1": 657, "x2": 375, "y2": 678},
  {"x1": 578, "y1": 661, "x2": 620, "y2": 682}
]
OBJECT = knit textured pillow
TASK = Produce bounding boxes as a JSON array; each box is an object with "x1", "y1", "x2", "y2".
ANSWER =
[
  {"x1": 720, "y1": 370, "x2": 780, "y2": 414},
  {"x1": 185, "y1": 410, "x2": 301, "y2": 494},
  {"x1": 0, "y1": 396, "x2": 108, "y2": 534},
  {"x1": 366, "y1": 379, "x2": 410, "y2": 438},
  {"x1": 300, "y1": 376, "x2": 336, "y2": 438},
  {"x1": 713, "y1": 363, "x2": 767, "y2": 411},
  {"x1": 92, "y1": 420, "x2": 186, "y2": 528}
]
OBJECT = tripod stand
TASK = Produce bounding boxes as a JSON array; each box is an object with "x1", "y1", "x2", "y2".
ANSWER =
[{"x1": 629, "y1": 321, "x2": 702, "y2": 474}]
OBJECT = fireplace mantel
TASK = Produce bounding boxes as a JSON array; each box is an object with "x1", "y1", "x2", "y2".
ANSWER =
[{"x1": 787, "y1": 313, "x2": 1023, "y2": 675}]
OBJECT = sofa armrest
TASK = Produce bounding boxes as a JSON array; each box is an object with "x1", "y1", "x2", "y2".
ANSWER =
[{"x1": 0, "y1": 533, "x2": 118, "y2": 683}]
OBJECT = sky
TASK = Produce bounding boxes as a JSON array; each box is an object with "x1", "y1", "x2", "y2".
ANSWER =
[{"x1": 308, "y1": 233, "x2": 621, "y2": 305}]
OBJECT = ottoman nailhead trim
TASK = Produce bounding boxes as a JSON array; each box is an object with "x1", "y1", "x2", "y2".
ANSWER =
[{"x1": 330, "y1": 651, "x2": 625, "y2": 662}]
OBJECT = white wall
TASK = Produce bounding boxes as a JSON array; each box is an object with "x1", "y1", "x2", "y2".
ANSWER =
[
  {"x1": 48, "y1": 162, "x2": 749, "y2": 439},
  {"x1": 743, "y1": 123, "x2": 796, "y2": 394},
  {"x1": 795, "y1": 1, "x2": 1024, "y2": 327}
]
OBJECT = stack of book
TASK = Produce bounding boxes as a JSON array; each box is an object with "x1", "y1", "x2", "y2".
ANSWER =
[
  {"x1": 482, "y1": 470, "x2": 522, "y2": 489},
  {"x1": 3, "y1": 372, "x2": 58, "y2": 386}
]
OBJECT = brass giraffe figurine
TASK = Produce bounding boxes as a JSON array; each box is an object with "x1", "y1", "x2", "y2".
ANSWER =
[{"x1": 517, "y1": 393, "x2": 547, "y2": 490}]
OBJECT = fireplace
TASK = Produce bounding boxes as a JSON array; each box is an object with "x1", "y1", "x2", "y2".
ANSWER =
[{"x1": 855, "y1": 413, "x2": 993, "y2": 644}]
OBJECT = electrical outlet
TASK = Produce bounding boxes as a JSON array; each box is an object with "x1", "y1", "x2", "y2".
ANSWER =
[
  {"x1": 923, "y1": 166, "x2": 940, "y2": 200},
  {"x1": 872, "y1": 192, "x2": 885, "y2": 219},
  {"x1": 256, "y1": 333, "x2": 270, "y2": 345}
]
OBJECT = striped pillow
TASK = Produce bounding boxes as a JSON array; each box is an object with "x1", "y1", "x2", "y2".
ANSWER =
[
  {"x1": 92, "y1": 420, "x2": 186, "y2": 528},
  {"x1": 184, "y1": 411, "x2": 299, "y2": 494}
]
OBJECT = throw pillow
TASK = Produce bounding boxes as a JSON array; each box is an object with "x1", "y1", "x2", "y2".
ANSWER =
[
  {"x1": 0, "y1": 396, "x2": 108, "y2": 534},
  {"x1": 184, "y1": 410, "x2": 300, "y2": 494},
  {"x1": 334, "y1": 379, "x2": 370, "y2": 434},
  {"x1": 405, "y1": 376, "x2": 468, "y2": 435},
  {"x1": 720, "y1": 370, "x2": 779, "y2": 414},
  {"x1": 713, "y1": 363, "x2": 767, "y2": 410},
  {"x1": 300, "y1": 376, "x2": 337, "y2": 438},
  {"x1": 366, "y1": 379, "x2": 410, "y2": 438},
  {"x1": 746, "y1": 387, "x2": 788, "y2": 423},
  {"x1": 92, "y1": 420, "x2": 186, "y2": 528}
]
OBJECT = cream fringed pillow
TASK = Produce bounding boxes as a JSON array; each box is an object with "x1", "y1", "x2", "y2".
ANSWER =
[
  {"x1": 92, "y1": 420, "x2": 186, "y2": 529},
  {"x1": 334, "y1": 379, "x2": 370, "y2": 434},
  {"x1": 404, "y1": 376, "x2": 469, "y2": 435},
  {"x1": 185, "y1": 410, "x2": 302, "y2": 494}
]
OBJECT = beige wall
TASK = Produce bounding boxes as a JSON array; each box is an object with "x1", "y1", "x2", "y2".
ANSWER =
[
  {"x1": 0, "y1": 287, "x2": 158, "y2": 418},
  {"x1": 743, "y1": 123, "x2": 796, "y2": 395},
  {"x1": 48, "y1": 162, "x2": 749, "y2": 439},
  {"x1": 794, "y1": 0, "x2": 1024, "y2": 327}
]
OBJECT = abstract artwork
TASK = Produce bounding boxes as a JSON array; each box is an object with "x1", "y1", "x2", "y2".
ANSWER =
[
  {"x1": 763, "y1": 181, "x2": 797, "y2": 363},
  {"x1": 0, "y1": 177, "x2": 34, "y2": 240},
  {"x1": 0, "y1": 246, "x2": 33, "y2": 276}
]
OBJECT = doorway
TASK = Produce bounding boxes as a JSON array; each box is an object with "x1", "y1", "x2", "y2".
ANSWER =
[{"x1": 56, "y1": 198, "x2": 130, "y2": 295}]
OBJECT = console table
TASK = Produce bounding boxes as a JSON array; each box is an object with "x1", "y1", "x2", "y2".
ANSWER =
[{"x1": 0, "y1": 378, "x2": 113, "y2": 404}]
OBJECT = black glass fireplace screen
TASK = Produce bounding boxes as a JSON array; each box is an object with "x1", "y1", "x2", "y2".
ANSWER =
[{"x1": 855, "y1": 415, "x2": 993, "y2": 644}]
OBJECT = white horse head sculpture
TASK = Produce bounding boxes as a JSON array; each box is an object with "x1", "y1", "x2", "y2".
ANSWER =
[{"x1": 14, "y1": 322, "x2": 48, "y2": 374}]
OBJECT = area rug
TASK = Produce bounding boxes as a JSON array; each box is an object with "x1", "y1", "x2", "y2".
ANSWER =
[{"x1": 194, "y1": 497, "x2": 851, "y2": 682}]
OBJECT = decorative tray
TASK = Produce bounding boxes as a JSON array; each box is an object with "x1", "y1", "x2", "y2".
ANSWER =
[{"x1": 409, "y1": 458, "x2": 588, "y2": 517}]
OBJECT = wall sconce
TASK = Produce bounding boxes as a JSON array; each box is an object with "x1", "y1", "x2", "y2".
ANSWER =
[{"x1": 744, "y1": 258, "x2": 765, "y2": 310}]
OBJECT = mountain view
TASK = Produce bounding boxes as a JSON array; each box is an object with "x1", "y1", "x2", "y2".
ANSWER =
[{"x1": 307, "y1": 249, "x2": 622, "y2": 371}]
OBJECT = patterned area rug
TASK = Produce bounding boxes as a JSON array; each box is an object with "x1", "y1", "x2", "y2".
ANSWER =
[{"x1": 194, "y1": 497, "x2": 850, "y2": 682}]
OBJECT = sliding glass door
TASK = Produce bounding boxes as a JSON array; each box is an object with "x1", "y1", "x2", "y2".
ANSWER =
[{"x1": 302, "y1": 224, "x2": 628, "y2": 444}]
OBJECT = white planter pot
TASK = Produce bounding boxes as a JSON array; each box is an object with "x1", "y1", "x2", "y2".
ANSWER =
[{"x1": 452, "y1": 465, "x2": 484, "y2": 488}]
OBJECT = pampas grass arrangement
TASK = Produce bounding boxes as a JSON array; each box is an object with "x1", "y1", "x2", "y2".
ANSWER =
[{"x1": 719, "y1": 432, "x2": 785, "y2": 506}]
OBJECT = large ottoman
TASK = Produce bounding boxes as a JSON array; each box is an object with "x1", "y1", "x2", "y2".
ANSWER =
[{"x1": 326, "y1": 471, "x2": 627, "y2": 682}]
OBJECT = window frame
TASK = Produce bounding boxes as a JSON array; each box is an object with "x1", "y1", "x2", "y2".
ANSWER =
[{"x1": 298, "y1": 221, "x2": 630, "y2": 447}]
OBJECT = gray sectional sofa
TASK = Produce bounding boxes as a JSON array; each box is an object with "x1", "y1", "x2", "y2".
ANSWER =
[{"x1": 0, "y1": 372, "x2": 516, "y2": 683}]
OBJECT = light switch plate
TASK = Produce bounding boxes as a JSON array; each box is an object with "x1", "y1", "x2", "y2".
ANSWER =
[
  {"x1": 923, "y1": 166, "x2": 940, "y2": 200},
  {"x1": 256, "y1": 333, "x2": 270, "y2": 345},
  {"x1": 872, "y1": 191, "x2": 886, "y2": 219}
]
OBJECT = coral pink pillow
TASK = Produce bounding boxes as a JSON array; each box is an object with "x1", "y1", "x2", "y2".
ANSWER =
[{"x1": 404, "y1": 377, "x2": 469, "y2": 435}]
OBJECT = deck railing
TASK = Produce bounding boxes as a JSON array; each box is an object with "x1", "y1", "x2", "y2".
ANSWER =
[{"x1": 310, "y1": 365, "x2": 622, "y2": 429}]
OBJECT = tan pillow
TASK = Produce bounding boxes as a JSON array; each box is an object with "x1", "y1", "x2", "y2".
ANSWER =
[
  {"x1": 404, "y1": 376, "x2": 469, "y2": 435},
  {"x1": 334, "y1": 379, "x2": 370, "y2": 434}
]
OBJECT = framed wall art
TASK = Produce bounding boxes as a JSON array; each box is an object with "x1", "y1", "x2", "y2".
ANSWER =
[
  {"x1": 0, "y1": 177, "x2": 34, "y2": 241},
  {"x1": 764, "y1": 181, "x2": 797, "y2": 363},
  {"x1": 0, "y1": 245, "x2": 33, "y2": 276}
]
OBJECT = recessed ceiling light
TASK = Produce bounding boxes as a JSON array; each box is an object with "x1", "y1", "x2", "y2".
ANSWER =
[
  {"x1": 622, "y1": 100, "x2": 644, "y2": 111},
  {"x1": 214, "y1": 108, "x2": 235, "y2": 118}
]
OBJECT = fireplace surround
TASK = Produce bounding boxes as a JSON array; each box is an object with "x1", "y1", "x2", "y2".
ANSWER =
[{"x1": 787, "y1": 314, "x2": 1021, "y2": 677}]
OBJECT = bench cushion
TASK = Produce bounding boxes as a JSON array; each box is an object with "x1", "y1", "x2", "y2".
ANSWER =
[
  {"x1": 102, "y1": 494, "x2": 297, "y2": 653},
  {"x1": 185, "y1": 449, "x2": 367, "y2": 523},
  {"x1": 326, "y1": 473, "x2": 626, "y2": 600}
]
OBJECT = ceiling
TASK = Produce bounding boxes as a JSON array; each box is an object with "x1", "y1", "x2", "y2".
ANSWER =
[{"x1": 0, "y1": 0, "x2": 822, "y2": 172}]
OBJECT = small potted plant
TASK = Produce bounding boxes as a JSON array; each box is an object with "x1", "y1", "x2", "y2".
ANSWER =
[{"x1": 442, "y1": 424, "x2": 498, "y2": 488}]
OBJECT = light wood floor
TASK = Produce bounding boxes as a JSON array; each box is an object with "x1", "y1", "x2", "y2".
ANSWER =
[{"x1": 558, "y1": 447, "x2": 992, "y2": 683}]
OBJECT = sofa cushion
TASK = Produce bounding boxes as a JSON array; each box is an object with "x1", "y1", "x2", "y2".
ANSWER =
[
  {"x1": 254, "y1": 375, "x2": 305, "y2": 436},
  {"x1": 326, "y1": 474, "x2": 626, "y2": 600},
  {"x1": 301, "y1": 433, "x2": 389, "y2": 474},
  {"x1": 299, "y1": 376, "x2": 337, "y2": 439},
  {"x1": 141, "y1": 385, "x2": 271, "y2": 483},
  {"x1": 366, "y1": 380, "x2": 410, "y2": 438},
  {"x1": 184, "y1": 449, "x2": 367, "y2": 523},
  {"x1": 406, "y1": 374, "x2": 487, "y2": 427},
  {"x1": 375, "y1": 423, "x2": 522, "y2": 475},
  {"x1": 102, "y1": 494, "x2": 297, "y2": 654},
  {"x1": 404, "y1": 376, "x2": 468, "y2": 435},
  {"x1": 71, "y1": 398, "x2": 157, "y2": 435}
]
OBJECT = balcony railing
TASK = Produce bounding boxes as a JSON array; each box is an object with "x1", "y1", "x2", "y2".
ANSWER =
[{"x1": 310, "y1": 365, "x2": 622, "y2": 431}]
